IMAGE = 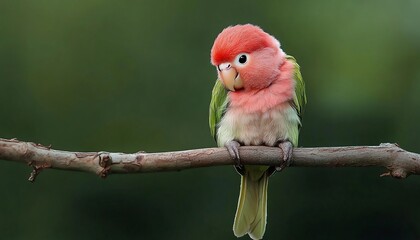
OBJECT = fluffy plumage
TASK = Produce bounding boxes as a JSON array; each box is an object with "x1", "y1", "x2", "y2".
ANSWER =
[
  {"x1": 209, "y1": 24, "x2": 306, "y2": 239},
  {"x1": 211, "y1": 24, "x2": 279, "y2": 65}
]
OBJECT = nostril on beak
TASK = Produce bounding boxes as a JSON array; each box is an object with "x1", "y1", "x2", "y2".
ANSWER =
[{"x1": 218, "y1": 63, "x2": 231, "y2": 71}]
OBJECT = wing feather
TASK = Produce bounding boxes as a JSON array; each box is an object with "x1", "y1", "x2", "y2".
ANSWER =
[
  {"x1": 209, "y1": 79, "x2": 229, "y2": 141},
  {"x1": 286, "y1": 55, "x2": 307, "y2": 126}
]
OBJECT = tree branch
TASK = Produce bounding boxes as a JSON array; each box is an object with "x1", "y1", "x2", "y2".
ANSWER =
[{"x1": 0, "y1": 138, "x2": 419, "y2": 182}]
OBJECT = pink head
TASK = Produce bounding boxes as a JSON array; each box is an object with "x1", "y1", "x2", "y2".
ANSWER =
[{"x1": 211, "y1": 24, "x2": 285, "y2": 92}]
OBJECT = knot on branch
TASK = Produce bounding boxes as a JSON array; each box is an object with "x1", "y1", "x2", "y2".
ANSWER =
[
  {"x1": 390, "y1": 169, "x2": 408, "y2": 179},
  {"x1": 30, "y1": 142, "x2": 52, "y2": 150},
  {"x1": 27, "y1": 161, "x2": 51, "y2": 183},
  {"x1": 379, "y1": 143, "x2": 400, "y2": 148},
  {"x1": 98, "y1": 152, "x2": 111, "y2": 178},
  {"x1": 380, "y1": 169, "x2": 408, "y2": 179}
]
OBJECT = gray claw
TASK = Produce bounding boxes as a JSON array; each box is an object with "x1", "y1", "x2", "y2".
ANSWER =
[
  {"x1": 225, "y1": 140, "x2": 241, "y2": 161},
  {"x1": 276, "y1": 141, "x2": 293, "y2": 172},
  {"x1": 225, "y1": 140, "x2": 244, "y2": 175}
]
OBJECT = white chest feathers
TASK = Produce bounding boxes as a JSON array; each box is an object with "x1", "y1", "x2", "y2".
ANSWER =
[{"x1": 217, "y1": 105, "x2": 300, "y2": 147}]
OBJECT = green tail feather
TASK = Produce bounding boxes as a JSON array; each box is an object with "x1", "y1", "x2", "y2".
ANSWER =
[{"x1": 233, "y1": 168, "x2": 269, "y2": 240}]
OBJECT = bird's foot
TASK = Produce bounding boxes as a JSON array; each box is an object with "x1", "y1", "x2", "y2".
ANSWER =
[
  {"x1": 225, "y1": 140, "x2": 244, "y2": 175},
  {"x1": 267, "y1": 140, "x2": 293, "y2": 176},
  {"x1": 276, "y1": 140, "x2": 293, "y2": 171}
]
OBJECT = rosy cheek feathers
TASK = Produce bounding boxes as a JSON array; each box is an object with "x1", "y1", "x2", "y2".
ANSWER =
[
  {"x1": 229, "y1": 59, "x2": 295, "y2": 113},
  {"x1": 241, "y1": 48, "x2": 283, "y2": 90},
  {"x1": 279, "y1": 59, "x2": 294, "y2": 81}
]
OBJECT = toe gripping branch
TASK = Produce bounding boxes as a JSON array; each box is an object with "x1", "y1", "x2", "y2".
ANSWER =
[
  {"x1": 267, "y1": 140, "x2": 294, "y2": 176},
  {"x1": 225, "y1": 140, "x2": 245, "y2": 175},
  {"x1": 276, "y1": 140, "x2": 293, "y2": 171}
]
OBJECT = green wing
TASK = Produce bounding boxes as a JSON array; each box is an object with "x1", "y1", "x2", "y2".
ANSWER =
[
  {"x1": 286, "y1": 55, "x2": 307, "y2": 125},
  {"x1": 209, "y1": 79, "x2": 229, "y2": 141}
]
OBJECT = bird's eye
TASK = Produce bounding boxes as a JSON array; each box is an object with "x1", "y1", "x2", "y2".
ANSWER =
[
  {"x1": 235, "y1": 53, "x2": 249, "y2": 66},
  {"x1": 239, "y1": 55, "x2": 247, "y2": 63}
]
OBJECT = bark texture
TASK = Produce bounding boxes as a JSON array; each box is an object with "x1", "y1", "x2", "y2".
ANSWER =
[{"x1": 0, "y1": 138, "x2": 419, "y2": 182}]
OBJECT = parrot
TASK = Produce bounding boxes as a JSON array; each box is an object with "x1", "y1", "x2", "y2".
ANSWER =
[{"x1": 209, "y1": 24, "x2": 306, "y2": 239}]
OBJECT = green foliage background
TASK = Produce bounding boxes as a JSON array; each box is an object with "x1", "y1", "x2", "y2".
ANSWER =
[{"x1": 1, "y1": 1, "x2": 420, "y2": 239}]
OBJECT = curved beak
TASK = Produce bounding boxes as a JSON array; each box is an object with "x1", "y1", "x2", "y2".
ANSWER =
[{"x1": 217, "y1": 63, "x2": 243, "y2": 91}]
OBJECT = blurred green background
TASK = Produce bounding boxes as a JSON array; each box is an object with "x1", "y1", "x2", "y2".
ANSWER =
[{"x1": 1, "y1": 0, "x2": 420, "y2": 239}]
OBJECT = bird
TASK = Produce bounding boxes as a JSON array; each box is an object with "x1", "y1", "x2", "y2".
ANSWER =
[{"x1": 209, "y1": 24, "x2": 306, "y2": 239}]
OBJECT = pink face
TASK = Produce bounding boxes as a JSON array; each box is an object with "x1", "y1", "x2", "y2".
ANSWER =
[{"x1": 211, "y1": 24, "x2": 283, "y2": 91}]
